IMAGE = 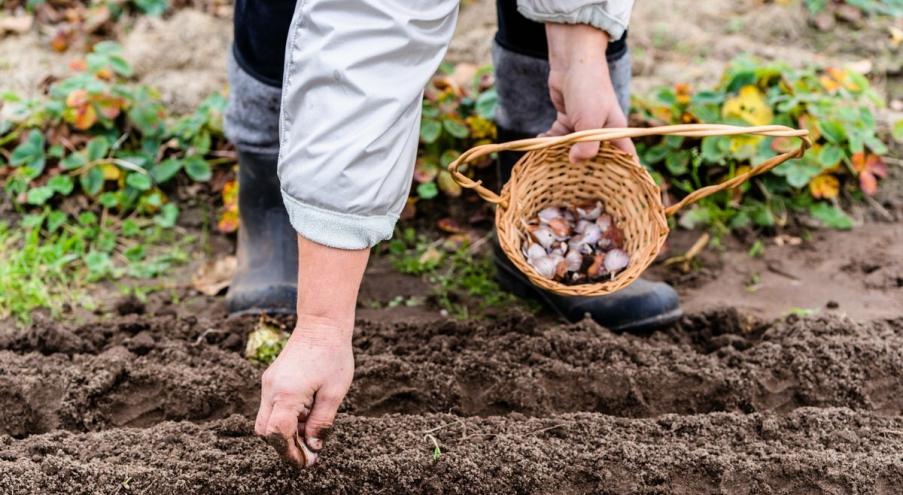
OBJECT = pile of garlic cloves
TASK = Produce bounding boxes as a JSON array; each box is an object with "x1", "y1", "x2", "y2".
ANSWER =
[{"x1": 522, "y1": 201, "x2": 630, "y2": 284}]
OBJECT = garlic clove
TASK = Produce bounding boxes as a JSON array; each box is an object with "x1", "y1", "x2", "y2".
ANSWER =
[
  {"x1": 575, "y1": 219, "x2": 593, "y2": 234},
  {"x1": 530, "y1": 226, "x2": 556, "y2": 250},
  {"x1": 526, "y1": 243, "x2": 547, "y2": 261},
  {"x1": 603, "y1": 248, "x2": 630, "y2": 273},
  {"x1": 529, "y1": 255, "x2": 558, "y2": 279},
  {"x1": 538, "y1": 207, "x2": 563, "y2": 223},
  {"x1": 547, "y1": 217, "x2": 572, "y2": 238},
  {"x1": 565, "y1": 250, "x2": 583, "y2": 272},
  {"x1": 577, "y1": 201, "x2": 603, "y2": 220},
  {"x1": 596, "y1": 214, "x2": 612, "y2": 233}
]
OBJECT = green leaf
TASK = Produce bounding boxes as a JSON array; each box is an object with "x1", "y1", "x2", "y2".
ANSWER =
[
  {"x1": 819, "y1": 120, "x2": 846, "y2": 144},
  {"x1": 817, "y1": 144, "x2": 844, "y2": 169},
  {"x1": 122, "y1": 219, "x2": 140, "y2": 237},
  {"x1": 126, "y1": 173, "x2": 152, "y2": 191},
  {"x1": 80, "y1": 167, "x2": 105, "y2": 195},
  {"x1": 417, "y1": 182, "x2": 438, "y2": 200},
  {"x1": 150, "y1": 158, "x2": 182, "y2": 184},
  {"x1": 420, "y1": 119, "x2": 442, "y2": 144},
  {"x1": 184, "y1": 156, "x2": 212, "y2": 182},
  {"x1": 678, "y1": 206, "x2": 711, "y2": 230},
  {"x1": 61, "y1": 153, "x2": 87, "y2": 170},
  {"x1": 643, "y1": 143, "x2": 669, "y2": 164},
  {"x1": 99, "y1": 191, "x2": 120, "y2": 208},
  {"x1": 48, "y1": 175, "x2": 75, "y2": 195},
  {"x1": 475, "y1": 89, "x2": 498, "y2": 119},
  {"x1": 85, "y1": 251, "x2": 113, "y2": 281},
  {"x1": 701, "y1": 136, "x2": 727, "y2": 163},
  {"x1": 774, "y1": 159, "x2": 821, "y2": 188},
  {"x1": 809, "y1": 203, "x2": 853, "y2": 230},
  {"x1": 893, "y1": 120, "x2": 903, "y2": 143},
  {"x1": 665, "y1": 150, "x2": 690, "y2": 175},
  {"x1": 108, "y1": 55, "x2": 134, "y2": 77},
  {"x1": 442, "y1": 118, "x2": 469, "y2": 139},
  {"x1": 439, "y1": 149, "x2": 460, "y2": 168},
  {"x1": 154, "y1": 203, "x2": 179, "y2": 228},
  {"x1": 26, "y1": 186, "x2": 54, "y2": 205},
  {"x1": 10, "y1": 130, "x2": 45, "y2": 173},
  {"x1": 47, "y1": 211, "x2": 67, "y2": 233},
  {"x1": 86, "y1": 136, "x2": 110, "y2": 161}
]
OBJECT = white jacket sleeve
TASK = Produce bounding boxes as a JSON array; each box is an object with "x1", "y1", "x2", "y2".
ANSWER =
[
  {"x1": 277, "y1": 0, "x2": 459, "y2": 250},
  {"x1": 516, "y1": 0, "x2": 634, "y2": 40}
]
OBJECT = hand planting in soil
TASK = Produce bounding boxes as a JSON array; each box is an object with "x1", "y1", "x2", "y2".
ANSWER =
[{"x1": 523, "y1": 201, "x2": 630, "y2": 284}]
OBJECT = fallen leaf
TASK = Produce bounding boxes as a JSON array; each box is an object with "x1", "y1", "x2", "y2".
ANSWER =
[
  {"x1": 437, "y1": 217, "x2": 465, "y2": 234},
  {"x1": 191, "y1": 256, "x2": 237, "y2": 296},
  {"x1": 436, "y1": 170, "x2": 462, "y2": 197},
  {"x1": 890, "y1": 26, "x2": 903, "y2": 48}
]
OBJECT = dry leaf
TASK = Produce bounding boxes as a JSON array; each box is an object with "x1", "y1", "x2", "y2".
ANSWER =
[{"x1": 191, "y1": 256, "x2": 237, "y2": 296}]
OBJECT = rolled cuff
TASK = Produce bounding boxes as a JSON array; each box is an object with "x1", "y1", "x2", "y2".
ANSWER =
[
  {"x1": 282, "y1": 190, "x2": 397, "y2": 250},
  {"x1": 517, "y1": 1, "x2": 632, "y2": 41}
]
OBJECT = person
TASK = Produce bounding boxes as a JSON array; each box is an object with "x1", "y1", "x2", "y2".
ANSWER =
[{"x1": 224, "y1": 0, "x2": 681, "y2": 468}]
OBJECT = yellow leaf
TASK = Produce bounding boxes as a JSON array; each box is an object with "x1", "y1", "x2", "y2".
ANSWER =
[
  {"x1": 101, "y1": 163, "x2": 120, "y2": 181},
  {"x1": 217, "y1": 209, "x2": 239, "y2": 234},
  {"x1": 809, "y1": 174, "x2": 840, "y2": 199},
  {"x1": 72, "y1": 104, "x2": 97, "y2": 130},
  {"x1": 675, "y1": 83, "x2": 692, "y2": 104},
  {"x1": 722, "y1": 85, "x2": 772, "y2": 126},
  {"x1": 436, "y1": 170, "x2": 462, "y2": 197},
  {"x1": 66, "y1": 89, "x2": 89, "y2": 108},
  {"x1": 728, "y1": 135, "x2": 762, "y2": 159}
]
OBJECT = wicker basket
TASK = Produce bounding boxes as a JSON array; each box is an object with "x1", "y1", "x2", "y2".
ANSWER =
[{"x1": 448, "y1": 124, "x2": 811, "y2": 297}]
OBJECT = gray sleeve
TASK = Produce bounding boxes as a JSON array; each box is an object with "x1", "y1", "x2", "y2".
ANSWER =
[
  {"x1": 277, "y1": 0, "x2": 459, "y2": 250},
  {"x1": 516, "y1": 0, "x2": 634, "y2": 40}
]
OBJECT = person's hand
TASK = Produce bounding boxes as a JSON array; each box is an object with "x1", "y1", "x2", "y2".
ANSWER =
[
  {"x1": 255, "y1": 317, "x2": 354, "y2": 468},
  {"x1": 544, "y1": 23, "x2": 636, "y2": 163}
]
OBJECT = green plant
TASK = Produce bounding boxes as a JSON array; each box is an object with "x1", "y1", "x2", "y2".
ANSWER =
[
  {"x1": 0, "y1": 42, "x2": 229, "y2": 322},
  {"x1": 632, "y1": 57, "x2": 891, "y2": 233},
  {"x1": 384, "y1": 228, "x2": 526, "y2": 319},
  {"x1": 0, "y1": 209, "x2": 190, "y2": 323},
  {"x1": 411, "y1": 63, "x2": 497, "y2": 211}
]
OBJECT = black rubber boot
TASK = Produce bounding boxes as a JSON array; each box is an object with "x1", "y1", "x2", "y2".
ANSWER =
[
  {"x1": 494, "y1": 127, "x2": 682, "y2": 332},
  {"x1": 225, "y1": 151, "x2": 299, "y2": 315}
]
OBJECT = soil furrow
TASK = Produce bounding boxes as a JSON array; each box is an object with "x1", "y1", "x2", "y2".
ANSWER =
[
  {"x1": 1, "y1": 312, "x2": 901, "y2": 437},
  {"x1": 1, "y1": 408, "x2": 902, "y2": 494}
]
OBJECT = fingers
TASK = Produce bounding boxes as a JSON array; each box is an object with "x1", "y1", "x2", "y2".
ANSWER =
[
  {"x1": 612, "y1": 137, "x2": 638, "y2": 160},
  {"x1": 569, "y1": 140, "x2": 601, "y2": 164},
  {"x1": 263, "y1": 400, "x2": 312, "y2": 468},
  {"x1": 304, "y1": 391, "x2": 342, "y2": 452},
  {"x1": 539, "y1": 118, "x2": 572, "y2": 138}
]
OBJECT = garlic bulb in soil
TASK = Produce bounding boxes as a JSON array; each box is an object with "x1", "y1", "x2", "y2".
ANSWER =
[{"x1": 522, "y1": 200, "x2": 631, "y2": 284}]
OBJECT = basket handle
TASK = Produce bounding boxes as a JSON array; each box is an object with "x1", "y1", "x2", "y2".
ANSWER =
[{"x1": 447, "y1": 123, "x2": 811, "y2": 213}]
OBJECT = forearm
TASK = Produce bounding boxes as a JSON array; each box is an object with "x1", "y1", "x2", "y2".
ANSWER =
[{"x1": 293, "y1": 235, "x2": 369, "y2": 342}]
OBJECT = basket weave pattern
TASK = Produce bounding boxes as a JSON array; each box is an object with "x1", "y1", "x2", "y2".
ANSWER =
[{"x1": 449, "y1": 124, "x2": 811, "y2": 297}]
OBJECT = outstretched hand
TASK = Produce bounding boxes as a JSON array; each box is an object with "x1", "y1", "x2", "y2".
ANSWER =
[
  {"x1": 255, "y1": 318, "x2": 354, "y2": 468},
  {"x1": 254, "y1": 236, "x2": 368, "y2": 468},
  {"x1": 543, "y1": 23, "x2": 636, "y2": 163}
]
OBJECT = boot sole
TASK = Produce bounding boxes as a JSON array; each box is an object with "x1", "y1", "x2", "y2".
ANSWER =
[{"x1": 494, "y1": 258, "x2": 683, "y2": 333}]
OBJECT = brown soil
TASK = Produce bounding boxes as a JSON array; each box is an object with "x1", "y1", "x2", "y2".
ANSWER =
[{"x1": 1, "y1": 306, "x2": 903, "y2": 493}]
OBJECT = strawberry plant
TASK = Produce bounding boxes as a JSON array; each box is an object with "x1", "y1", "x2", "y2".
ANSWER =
[
  {"x1": 632, "y1": 56, "x2": 893, "y2": 233},
  {"x1": 411, "y1": 63, "x2": 497, "y2": 214},
  {"x1": 0, "y1": 41, "x2": 233, "y2": 322}
]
